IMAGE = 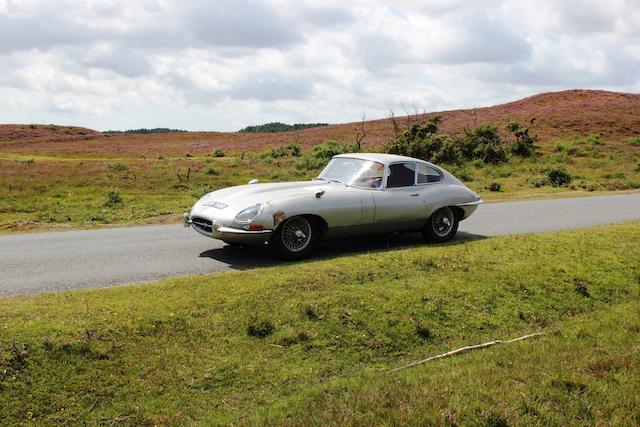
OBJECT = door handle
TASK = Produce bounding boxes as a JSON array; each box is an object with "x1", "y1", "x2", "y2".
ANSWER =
[{"x1": 410, "y1": 193, "x2": 419, "y2": 196}]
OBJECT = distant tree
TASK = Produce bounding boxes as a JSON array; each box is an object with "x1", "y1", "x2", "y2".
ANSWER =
[{"x1": 239, "y1": 122, "x2": 329, "y2": 133}]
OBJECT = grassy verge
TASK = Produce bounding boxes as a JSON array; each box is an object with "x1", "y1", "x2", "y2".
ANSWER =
[
  {"x1": 1, "y1": 132, "x2": 639, "y2": 233},
  {"x1": 1, "y1": 222, "x2": 639, "y2": 425}
]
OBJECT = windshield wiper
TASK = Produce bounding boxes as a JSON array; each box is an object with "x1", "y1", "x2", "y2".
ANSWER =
[{"x1": 316, "y1": 177, "x2": 343, "y2": 184}]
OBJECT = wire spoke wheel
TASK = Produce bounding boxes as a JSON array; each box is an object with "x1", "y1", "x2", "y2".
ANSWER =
[
  {"x1": 422, "y1": 206, "x2": 458, "y2": 243},
  {"x1": 280, "y1": 216, "x2": 313, "y2": 252},
  {"x1": 432, "y1": 207, "x2": 454, "y2": 237}
]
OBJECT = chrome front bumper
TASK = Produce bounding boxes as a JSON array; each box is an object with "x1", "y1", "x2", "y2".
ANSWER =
[{"x1": 184, "y1": 213, "x2": 272, "y2": 245}]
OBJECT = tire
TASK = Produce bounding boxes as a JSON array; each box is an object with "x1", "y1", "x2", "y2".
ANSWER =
[
  {"x1": 271, "y1": 216, "x2": 318, "y2": 260},
  {"x1": 421, "y1": 207, "x2": 458, "y2": 243}
]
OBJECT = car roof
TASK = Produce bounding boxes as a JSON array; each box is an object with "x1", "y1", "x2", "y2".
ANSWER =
[{"x1": 333, "y1": 152, "x2": 429, "y2": 165}]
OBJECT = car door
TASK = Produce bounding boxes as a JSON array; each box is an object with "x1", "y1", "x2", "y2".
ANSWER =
[
  {"x1": 414, "y1": 162, "x2": 448, "y2": 216},
  {"x1": 371, "y1": 162, "x2": 426, "y2": 231}
]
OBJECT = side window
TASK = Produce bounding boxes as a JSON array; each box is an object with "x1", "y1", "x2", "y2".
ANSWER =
[
  {"x1": 387, "y1": 163, "x2": 416, "y2": 188},
  {"x1": 417, "y1": 164, "x2": 443, "y2": 184}
]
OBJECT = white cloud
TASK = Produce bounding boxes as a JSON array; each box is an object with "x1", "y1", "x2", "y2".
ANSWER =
[{"x1": 0, "y1": 0, "x2": 638, "y2": 131}]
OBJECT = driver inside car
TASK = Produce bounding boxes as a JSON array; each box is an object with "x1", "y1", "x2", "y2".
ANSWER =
[{"x1": 356, "y1": 161, "x2": 384, "y2": 188}]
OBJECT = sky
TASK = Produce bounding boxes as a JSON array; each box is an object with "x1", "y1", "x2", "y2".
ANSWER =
[{"x1": 0, "y1": 0, "x2": 639, "y2": 131}]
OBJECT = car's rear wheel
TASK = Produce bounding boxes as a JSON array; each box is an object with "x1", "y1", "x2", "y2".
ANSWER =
[
  {"x1": 422, "y1": 206, "x2": 458, "y2": 243},
  {"x1": 271, "y1": 215, "x2": 318, "y2": 260}
]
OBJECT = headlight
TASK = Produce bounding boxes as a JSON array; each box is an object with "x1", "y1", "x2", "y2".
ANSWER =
[{"x1": 235, "y1": 204, "x2": 263, "y2": 223}]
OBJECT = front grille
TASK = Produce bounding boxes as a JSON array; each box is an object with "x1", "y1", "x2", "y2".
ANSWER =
[{"x1": 192, "y1": 217, "x2": 213, "y2": 233}]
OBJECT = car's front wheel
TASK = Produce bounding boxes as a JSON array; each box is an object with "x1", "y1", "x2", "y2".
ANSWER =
[
  {"x1": 271, "y1": 215, "x2": 318, "y2": 260},
  {"x1": 422, "y1": 207, "x2": 458, "y2": 243}
]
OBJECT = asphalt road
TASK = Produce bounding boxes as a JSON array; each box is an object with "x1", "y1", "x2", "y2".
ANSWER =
[{"x1": 2, "y1": 193, "x2": 639, "y2": 297}]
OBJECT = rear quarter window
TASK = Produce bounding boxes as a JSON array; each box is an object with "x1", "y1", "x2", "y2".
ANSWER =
[{"x1": 417, "y1": 164, "x2": 443, "y2": 184}]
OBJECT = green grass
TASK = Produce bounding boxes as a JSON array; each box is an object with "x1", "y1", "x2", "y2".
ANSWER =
[
  {"x1": 1, "y1": 222, "x2": 639, "y2": 425},
  {"x1": 1, "y1": 133, "x2": 639, "y2": 232},
  {"x1": 0, "y1": 155, "x2": 309, "y2": 232}
]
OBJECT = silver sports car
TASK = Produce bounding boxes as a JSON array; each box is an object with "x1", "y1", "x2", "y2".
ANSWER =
[{"x1": 184, "y1": 153, "x2": 482, "y2": 259}]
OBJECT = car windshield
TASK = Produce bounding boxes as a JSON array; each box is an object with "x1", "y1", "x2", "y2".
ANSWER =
[{"x1": 317, "y1": 157, "x2": 384, "y2": 188}]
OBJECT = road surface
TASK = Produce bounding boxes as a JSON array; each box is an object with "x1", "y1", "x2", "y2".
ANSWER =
[{"x1": 2, "y1": 193, "x2": 639, "y2": 296}]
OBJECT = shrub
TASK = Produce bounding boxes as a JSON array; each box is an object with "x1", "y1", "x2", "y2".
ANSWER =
[
  {"x1": 212, "y1": 149, "x2": 225, "y2": 157},
  {"x1": 431, "y1": 137, "x2": 464, "y2": 164},
  {"x1": 312, "y1": 139, "x2": 348, "y2": 161},
  {"x1": 264, "y1": 143, "x2": 302, "y2": 159},
  {"x1": 299, "y1": 139, "x2": 355, "y2": 170},
  {"x1": 555, "y1": 141, "x2": 578, "y2": 155},
  {"x1": 586, "y1": 133, "x2": 604, "y2": 145},
  {"x1": 206, "y1": 167, "x2": 218, "y2": 176},
  {"x1": 603, "y1": 172, "x2": 625, "y2": 180},
  {"x1": 37, "y1": 211, "x2": 59, "y2": 223},
  {"x1": 86, "y1": 214, "x2": 107, "y2": 223},
  {"x1": 107, "y1": 162, "x2": 127, "y2": 171},
  {"x1": 385, "y1": 117, "x2": 463, "y2": 164},
  {"x1": 268, "y1": 147, "x2": 285, "y2": 159},
  {"x1": 185, "y1": 153, "x2": 193, "y2": 158},
  {"x1": 284, "y1": 143, "x2": 301, "y2": 157},
  {"x1": 451, "y1": 167, "x2": 474, "y2": 182},
  {"x1": 104, "y1": 191, "x2": 123, "y2": 207},
  {"x1": 529, "y1": 176, "x2": 550, "y2": 188},
  {"x1": 573, "y1": 180, "x2": 599, "y2": 192},
  {"x1": 547, "y1": 169, "x2": 571, "y2": 187},
  {"x1": 298, "y1": 156, "x2": 325, "y2": 171},
  {"x1": 488, "y1": 182, "x2": 502, "y2": 192},
  {"x1": 384, "y1": 118, "x2": 510, "y2": 164},
  {"x1": 507, "y1": 120, "x2": 538, "y2": 157},
  {"x1": 458, "y1": 124, "x2": 508, "y2": 164}
]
